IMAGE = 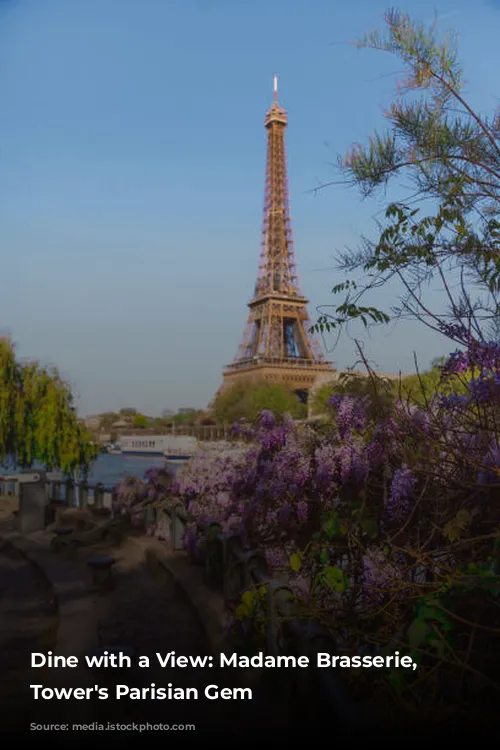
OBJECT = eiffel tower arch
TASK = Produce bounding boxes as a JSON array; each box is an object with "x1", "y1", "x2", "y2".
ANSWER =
[{"x1": 221, "y1": 76, "x2": 335, "y2": 402}]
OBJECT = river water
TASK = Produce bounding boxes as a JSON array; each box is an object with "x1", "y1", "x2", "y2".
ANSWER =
[
  {"x1": 0, "y1": 454, "x2": 182, "y2": 490},
  {"x1": 87, "y1": 453, "x2": 180, "y2": 487}
]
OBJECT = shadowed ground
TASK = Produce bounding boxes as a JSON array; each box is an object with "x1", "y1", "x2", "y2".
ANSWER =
[
  {"x1": 0, "y1": 502, "x2": 289, "y2": 736},
  {"x1": 0, "y1": 538, "x2": 58, "y2": 730},
  {"x1": 64, "y1": 532, "x2": 285, "y2": 734}
]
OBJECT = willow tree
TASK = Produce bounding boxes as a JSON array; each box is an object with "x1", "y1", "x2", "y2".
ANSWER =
[
  {"x1": 315, "y1": 9, "x2": 500, "y2": 349},
  {"x1": 0, "y1": 338, "x2": 98, "y2": 475}
]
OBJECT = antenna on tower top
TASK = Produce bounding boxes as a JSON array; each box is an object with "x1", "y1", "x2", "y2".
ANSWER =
[{"x1": 273, "y1": 73, "x2": 278, "y2": 103}]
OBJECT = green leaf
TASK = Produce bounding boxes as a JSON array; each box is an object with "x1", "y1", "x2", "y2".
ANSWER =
[
  {"x1": 410, "y1": 650, "x2": 420, "y2": 665},
  {"x1": 322, "y1": 566, "x2": 349, "y2": 593},
  {"x1": 235, "y1": 603, "x2": 251, "y2": 620},
  {"x1": 388, "y1": 668, "x2": 404, "y2": 692},
  {"x1": 407, "y1": 619, "x2": 428, "y2": 649},
  {"x1": 418, "y1": 604, "x2": 449, "y2": 627},
  {"x1": 322, "y1": 514, "x2": 341, "y2": 538},
  {"x1": 430, "y1": 638, "x2": 446, "y2": 660},
  {"x1": 241, "y1": 590, "x2": 256, "y2": 608},
  {"x1": 360, "y1": 516, "x2": 379, "y2": 539},
  {"x1": 290, "y1": 553, "x2": 302, "y2": 573}
]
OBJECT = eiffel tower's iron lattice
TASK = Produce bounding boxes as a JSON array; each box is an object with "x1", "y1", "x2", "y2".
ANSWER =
[{"x1": 222, "y1": 76, "x2": 334, "y2": 398}]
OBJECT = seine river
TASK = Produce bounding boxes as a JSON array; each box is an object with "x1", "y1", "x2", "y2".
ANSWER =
[
  {"x1": 1, "y1": 453, "x2": 182, "y2": 490},
  {"x1": 87, "y1": 453, "x2": 182, "y2": 488}
]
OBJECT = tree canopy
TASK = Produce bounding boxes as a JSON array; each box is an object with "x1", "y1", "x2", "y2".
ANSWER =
[
  {"x1": 314, "y1": 8, "x2": 500, "y2": 351},
  {"x1": 311, "y1": 371, "x2": 396, "y2": 418},
  {"x1": 212, "y1": 379, "x2": 307, "y2": 423},
  {"x1": 132, "y1": 413, "x2": 150, "y2": 429},
  {"x1": 310, "y1": 364, "x2": 470, "y2": 416},
  {"x1": 0, "y1": 338, "x2": 98, "y2": 475}
]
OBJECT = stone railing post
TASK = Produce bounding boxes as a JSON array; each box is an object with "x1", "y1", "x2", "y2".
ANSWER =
[
  {"x1": 52, "y1": 480, "x2": 61, "y2": 503},
  {"x1": 15, "y1": 471, "x2": 49, "y2": 533},
  {"x1": 79, "y1": 480, "x2": 89, "y2": 509},
  {"x1": 94, "y1": 482, "x2": 104, "y2": 510},
  {"x1": 65, "y1": 477, "x2": 74, "y2": 506}
]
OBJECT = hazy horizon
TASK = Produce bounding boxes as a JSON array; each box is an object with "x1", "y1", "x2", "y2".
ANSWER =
[{"x1": 1, "y1": 0, "x2": 498, "y2": 416}]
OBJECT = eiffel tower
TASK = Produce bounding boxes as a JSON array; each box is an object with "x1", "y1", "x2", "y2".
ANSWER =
[{"x1": 222, "y1": 75, "x2": 334, "y2": 402}]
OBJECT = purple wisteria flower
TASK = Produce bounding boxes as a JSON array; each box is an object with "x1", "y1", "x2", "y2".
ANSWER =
[
  {"x1": 259, "y1": 409, "x2": 276, "y2": 429},
  {"x1": 468, "y1": 372, "x2": 500, "y2": 404},
  {"x1": 315, "y1": 443, "x2": 338, "y2": 488},
  {"x1": 115, "y1": 476, "x2": 144, "y2": 507},
  {"x1": 443, "y1": 340, "x2": 500, "y2": 377},
  {"x1": 268, "y1": 444, "x2": 311, "y2": 500},
  {"x1": 387, "y1": 465, "x2": 417, "y2": 521},
  {"x1": 266, "y1": 510, "x2": 279, "y2": 524},
  {"x1": 439, "y1": 393, "x2": 470, "y2": 410},
  {"x1": 361, "y1": 548, "x2": 408, "y2": 613},
  {"x1": 296, "y1": 501, "x2": 308, "y2": 522},
  {"x1": 437, "y1": 321, "x2": 473, "y2": 344},
  {"x1": 337, "y1": 440, "x2": 369, "y2": 484},
  {"x1": 442, "y1": 350, "x2": 469, "y2": 376},
  {"x1": 329, "y1": 394, "x2": 367, "y2": 438},
  {"x1": 478, "y1": 444, "x2": 500, "y2": 485},
  {"x1": 265, "y1": 547, "x2": 288, "y2": 572},
  {"x1": 260, "y1": 427, "x2": 288, "y2": 453},
  {"x1": 278, "y1": 501, "x2": 293, "y2": 524}
]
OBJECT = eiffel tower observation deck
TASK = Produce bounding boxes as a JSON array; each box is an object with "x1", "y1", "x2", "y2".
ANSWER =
[{"x1": 222, "y1": 75, "x2": 334, "y2": 401}]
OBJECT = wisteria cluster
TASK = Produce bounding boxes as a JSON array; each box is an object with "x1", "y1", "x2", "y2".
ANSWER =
[
  {"x1": 115, "y1": 340, "x2": 499, "y2": 563},
  {"x1": 112, "y1": 339, "x2": 499, "y2": 713},
  {"x1": 112, "y1": 467, "x2": 176, "y2": 538},
  {"x1": 361, "y1": 547, "x2": 410, "y2": 613},
  {"x1": 387, "y1": 465, "x2": 417, "y2": 521},
  {"x1": 443, "y1": 340, "x2": 500, "y2": 376}
]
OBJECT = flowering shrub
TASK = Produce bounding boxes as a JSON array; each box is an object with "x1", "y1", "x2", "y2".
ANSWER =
[
  {"x1": 111, "y1": 341, "x2": 500, "y2": 725},
  {"x1": 113, "y1": 467, "x2": 176, "y2": 538},
  {"x1": 147, "y1": 342, "x2": 498, "y2": 725}
]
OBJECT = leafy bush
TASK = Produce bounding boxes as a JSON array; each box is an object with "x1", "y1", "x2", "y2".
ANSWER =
[
  {"x1": 212, "y1": 378, "x2": 307, "y2": 423},
  {"x1": 311, "y1": 371, "x2": 397, "y2": 420}
]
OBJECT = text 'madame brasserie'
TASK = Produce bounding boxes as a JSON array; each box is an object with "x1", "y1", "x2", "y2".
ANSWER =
[{"x1": 32, "y1": 651, "x2": 417, "y2": 671}]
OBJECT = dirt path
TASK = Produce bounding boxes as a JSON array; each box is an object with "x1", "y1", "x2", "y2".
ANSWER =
[{"x1": 64, "y1": 533, "x2": 261, "y2": 736}]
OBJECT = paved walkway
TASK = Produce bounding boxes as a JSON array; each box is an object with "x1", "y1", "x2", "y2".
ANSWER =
[
  {"x1": 64, "y1": 532, "x2": 264, "y2": 735},
  {"x1": 0, "y1": 502, "x2": 289, "y2": 735}
]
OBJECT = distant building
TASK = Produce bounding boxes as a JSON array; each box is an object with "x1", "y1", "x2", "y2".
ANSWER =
[
  {"x1": 177, "y1": 408, "x2": 197, "y2": 415},
  {"x1": 83, "y1": 415, "x2": 102, "y2": 430},
  {"x1": 111, "y1": 419, "x2": 130, "y2": 429}
]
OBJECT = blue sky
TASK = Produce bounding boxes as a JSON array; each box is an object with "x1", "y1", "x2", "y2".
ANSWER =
[{"x1": 1, "y1": 0, "x2": 499, "y2": 416}]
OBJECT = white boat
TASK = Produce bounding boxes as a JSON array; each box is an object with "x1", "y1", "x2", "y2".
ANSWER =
[{"x1": 118, "y1": 434, "x2": 196, "y2": 460}]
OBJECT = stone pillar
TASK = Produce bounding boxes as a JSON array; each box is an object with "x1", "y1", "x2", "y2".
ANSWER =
[{"x1": 18, "y1": 471, "x2": 48, "y2": 534}]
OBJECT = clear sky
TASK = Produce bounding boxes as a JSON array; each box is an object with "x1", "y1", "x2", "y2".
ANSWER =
[{"x1": 1, "y1": 0, "x2": 499, "y2": 416}]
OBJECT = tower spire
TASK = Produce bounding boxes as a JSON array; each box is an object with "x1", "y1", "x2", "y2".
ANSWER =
[{"x1": 222, "y1": 77, "x2": 334, "y2": 401}]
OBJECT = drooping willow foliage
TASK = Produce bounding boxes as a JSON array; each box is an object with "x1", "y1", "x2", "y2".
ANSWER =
[{"x1": 0, "y1": 338, "x2": 98, "y2": 475}]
